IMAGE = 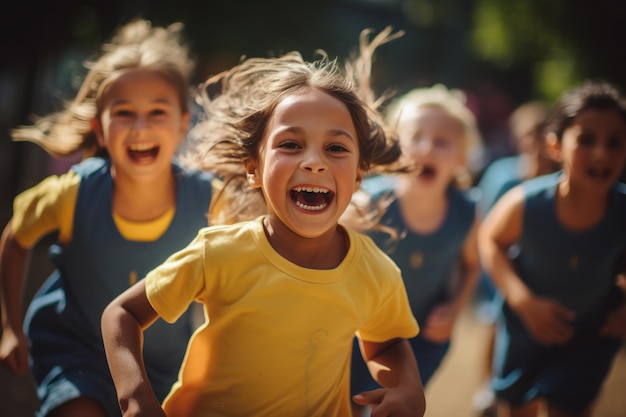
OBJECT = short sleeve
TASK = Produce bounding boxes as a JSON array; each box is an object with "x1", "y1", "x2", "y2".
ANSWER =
[
  {"x1": 145, "y1": 231, "x2": 208, "y2": 323},
  {"x1": 12, "y1": 170, "x2": 80, "y2": 248}
]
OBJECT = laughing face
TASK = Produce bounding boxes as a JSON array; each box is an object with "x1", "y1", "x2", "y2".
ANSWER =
[
  {"x1": 246, "y1": 87, "x2": 362, "y2": 239},
  {"x1": 397, "y1": 105, "x2": 465, "y2": 189},
  {"x1": 94, "y1": 69, "x2": 190, "y2": 183},
  {"x1": 553, "y1": 108, "x2": 626, "y2": 193}
]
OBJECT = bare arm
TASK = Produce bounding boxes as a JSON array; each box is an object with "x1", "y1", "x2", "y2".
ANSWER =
[
  {"x1": 0, "y1": 221, "x2": 32, "y2": 375},
  {"x1": 353, "y1": 338, "x2": 426, "y2": 417},
  {"x1": 101, "y1": 280, "x2": 166, "y2": 417},
  {"x1": 600, "y1": 257, "x2": 626, "y2": 338},
  {"x1": 479, "y1": 187, "x2": 574, "y2": 345},
  {"x1": 422, "y1": 215, "x2": 481, "y2": 343}
]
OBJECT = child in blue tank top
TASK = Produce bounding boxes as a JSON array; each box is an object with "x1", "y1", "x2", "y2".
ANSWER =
[
  {"x1": 343, "y1": 85, "x2": 484, "y2": 416},
  {"x1": 479, "y1": 81, "x2": 626, "y2": 417},
  {"x1": 0, "y1": 19, "x2": 214, "y2": 417}
]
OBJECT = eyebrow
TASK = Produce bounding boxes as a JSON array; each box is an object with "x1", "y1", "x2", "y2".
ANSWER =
[
  {"x1": 280, "y1": 126, "x2": 356, "y2": 141},
  {"x1": 110, "y1": 97, "x2": 176, "y2": 106}
]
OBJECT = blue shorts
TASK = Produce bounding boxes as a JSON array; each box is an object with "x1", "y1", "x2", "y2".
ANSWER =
[
  {"x1": 492, "y1": 304, "x2": 622, "y2": 413},
  {"x1": 26, "y1": 273, "x2": 191, "y2": 417},
  {"x1": 350, "y1": 334, "x2": 449, "y2": 395}
]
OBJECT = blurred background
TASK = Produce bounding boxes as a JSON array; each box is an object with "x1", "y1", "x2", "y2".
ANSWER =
[
  {"x1": 1, "y1": 0, "x2": 625, "y2": 416},
  {"x1": 3, "y1": 0, "x2": 626, "y2": 222}
]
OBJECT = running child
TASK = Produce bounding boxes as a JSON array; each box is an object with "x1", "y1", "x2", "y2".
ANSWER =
[
  {"x1": 344, "y1": 85, "x2": 483, "y2": 415},
  {"x1": 0, "y1": 19, "x2": 214, "y2": 417},
  {"x1": 101, "y1": 28, "x2": 426, "y2": 417},
  {"x1": 479, "y1": 81, "x2": 626, "y2": 417}
]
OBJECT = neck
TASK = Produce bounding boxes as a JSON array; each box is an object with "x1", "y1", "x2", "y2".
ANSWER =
[
  {"x1": 556, "y1": 179, "x2": 607, "y2": 230},
  {"x1": 112, "y1": 171, "x2": 176, "y2": 222},
  {"x1": 262, "y1": 217, "x2": 347, "y2": 269},
  {"x1": 395, "y1": 175, "x2": 449, "y2": 233}
]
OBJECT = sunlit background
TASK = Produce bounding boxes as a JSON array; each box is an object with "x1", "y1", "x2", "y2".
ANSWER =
[{"x1": 3, "y1": 0, "x2": 626, "y2": 224}]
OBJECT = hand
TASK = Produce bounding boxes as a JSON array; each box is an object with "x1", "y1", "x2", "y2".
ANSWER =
[
  {"x1": 514, "y1": 294, "x2": 574, "y2": 345},
  {"x1": 600, "y1": 302, "x2": 626, "y2": 338},
  {"x1": 353, "y1": 386, "x2": 425, "y2": 417},
  {"x1": 0, "y1": 327, "x2": 30, "y2": 375},
  {"x1": 421, "y1": 303, "x2": 456, "y2": 343}
]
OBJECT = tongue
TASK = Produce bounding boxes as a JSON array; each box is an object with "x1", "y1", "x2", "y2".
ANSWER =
[
  {"x1": 129, "y1": 148, "x2": 158, "y2": 164},
  {"x1": 297, "y1": 191, "x2": 326, "y2": 206}
]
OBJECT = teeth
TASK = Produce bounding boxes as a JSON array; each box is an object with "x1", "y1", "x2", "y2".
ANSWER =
[
  {"x1": 129, "y1": 143, "x2": 155, "y2": 151},
  {"x1": 293, "y1": 186, "x2": 329, "y2": 193},
  {"x1": 295, "y1": 201, "x2": 328, "y2": 211}
]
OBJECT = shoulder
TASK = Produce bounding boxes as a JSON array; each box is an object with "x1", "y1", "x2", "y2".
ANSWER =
[
  {"x1": 196, "y1": 220, "x2": 256, "y2": 248},
  {"x1": 349, "y1": 230, "x2": 401, "y2": 274},
  {"x1": 359, "y1": 174, "x2": 397, "y2": 202},
  {"x1": 610, "y1": 182, "x2": 626, "y2": 210},
  {"x1": 520, "y1": 172, "x2": 560, "y2": 193},
  {"x1": 478, "y1": 156, "x2": 520, "y2": 185},
  {"x1": 450, "y1": 187, "x2": 477, "y2": 209},
  {"x1": 69, "y1": 157, "x2": 109, "y2": 178}
]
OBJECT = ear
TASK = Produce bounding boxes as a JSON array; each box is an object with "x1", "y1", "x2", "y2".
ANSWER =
[
  {"x1": 178, "y1": 112, "x2": 191, "y2": 143},
  {"x1": 91, "y1": 118, "x2": 105, "y2": 147},
  {"x1": 545, "y1": 132, "x2": 562, "y2": 163},
  {"x1": 245, "y1": 159, "x2": 262, "y2": 188},
  {"x1": 353, "y1": 168, "x2": 364, "y2": 192}
]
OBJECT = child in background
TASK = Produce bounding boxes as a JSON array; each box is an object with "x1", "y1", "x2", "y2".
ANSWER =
[
  {"x1": 344, "y1": 85, "x2": 482, "y2": 414},
  {"x1": 479, "y1": 81, "x2": 626, "y2": 417},
  {"x1": 0, "y1": 19, "x2": 214, "y2": 417},
  {"x1": 101, "y1": 28, "x2": 426, "y2": 417},
  {"x1": 472, "y1": 101, "x2": 559, "y2": 416}
]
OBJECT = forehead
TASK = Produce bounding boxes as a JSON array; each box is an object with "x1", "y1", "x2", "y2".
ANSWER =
[
  {"x1": 570, "y1": 108, "x2": 626, "y2": 131},
  {"x1": 270, "y1": 88, "x2": 356, "y2": 132},
  {"x1": 100, "y1": 69, "x2": 179, "y2": 104},
  {"x1": 399, "y1": 105, "x2": 464, "y2": 134}
]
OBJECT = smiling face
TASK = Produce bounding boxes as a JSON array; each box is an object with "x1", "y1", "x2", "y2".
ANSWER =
[
  {"x1": 550, "y1": 108, "x2": 626, "y2": 194},
  {"x1": 397, "y1": 105, "x2": 465, "y2": 189},
  {"x1": 245, "y1": 87, "x2": 362, "y2": 239},
  {"x1": 93, "y1": 69, "x2": 190, "y2": 183}
]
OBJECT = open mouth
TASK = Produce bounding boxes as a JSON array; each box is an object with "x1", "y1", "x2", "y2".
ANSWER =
[
  {"x1": 587, "y1": 166, "x2": 612, "y2": 180},
  {"x1": 417, "y1": 163, "x2": 437, "y2": 180},
  {"x1": 290, "y1": 186, "x2": 334, "y2": 211},
  {"x1": 127, "y1": 143, "x2": 159, "y2": 164}
]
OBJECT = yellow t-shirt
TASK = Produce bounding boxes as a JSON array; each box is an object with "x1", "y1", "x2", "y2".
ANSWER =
[
  {"x1": 146, "y1": 216, "x2": 419, "y2": 417},
  {"x1": 12, "y1": 170, "x2": 174, "y2": 247}
]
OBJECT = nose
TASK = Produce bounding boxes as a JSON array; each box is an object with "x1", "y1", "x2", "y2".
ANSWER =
[
  {"x1": 133, "y1": 115, "x2": 149, "y2": 132},
  {"x1": 592, "y1": 142, "x2": 609, "y2": 160},
  {"x1": 301, "y1": 148, "x2": 327, "y2": 173},
  {"x1": 413, "y1": 137, "x2": 434, "y2": 155}
]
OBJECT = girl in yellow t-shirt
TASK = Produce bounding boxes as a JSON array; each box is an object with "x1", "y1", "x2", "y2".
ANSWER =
[{"x1": 102, "y1": 28, "x2": 426, "y2": 417}]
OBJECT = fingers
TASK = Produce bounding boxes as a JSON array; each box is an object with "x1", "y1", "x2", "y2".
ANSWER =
[
  {"x1": 352, "y1": 389, "x2": 384, "y2": 406},
  {"x1": 1, "y1": 351, "x2": 29, "y2": 375}
]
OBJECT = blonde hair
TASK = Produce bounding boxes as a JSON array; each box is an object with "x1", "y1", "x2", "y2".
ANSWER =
[
  {"x1": 386, "y1": 84, "x2": 484, "y2": 188},
  {"x1": 12, "y1": 19, "x2": 193, "y2": 158},
  {"x1": 187, "y1": 27, "x2": 408, "y2": 225}
]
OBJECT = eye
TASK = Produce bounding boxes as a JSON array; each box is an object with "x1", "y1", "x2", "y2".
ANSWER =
[
  {"x1": 112, "y1": 109, "x2": 134, "y2": 118},
  {"x1": 433, "y1": 137, "x2": 450, "y2": 148},
  {"x1": 150, "y1": 107, "x2": 169, "y2": 117},
  {"x1": 328, "y1": 143, "x2": 349, "y2": 153},
  {"x1": 278, "y1": 141, "x2": 301, "y2": 150},
  {"x1": 607, "y1": 135, "x2": 626, "y2": 151},
  {"x1": 578, "y1": 134, "x2": 595, "y2": 147}
]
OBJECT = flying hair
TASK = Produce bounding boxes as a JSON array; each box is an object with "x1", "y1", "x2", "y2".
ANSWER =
[
  {"x1": 11, "y1": 19, "x2": 193, "y2": 159},
  {"x1": 186, "y1": 27, "x2": 408, "y2": 225}
]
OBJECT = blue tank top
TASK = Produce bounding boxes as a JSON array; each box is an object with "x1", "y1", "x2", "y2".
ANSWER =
[
  {"x1": 362, "y1": 175, "x2": 476, "y2": 324},
  {"x1": 46, "y1": 157, "x2": 213, "y2": 394},
  {"x1": 514, "y1": 172, "x2": 626, "y2": 331}
]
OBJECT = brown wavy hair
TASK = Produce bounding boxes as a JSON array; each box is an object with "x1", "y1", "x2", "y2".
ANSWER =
[{"x1": 186, "y1": 27, "x2": 410, "y2": 225}]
